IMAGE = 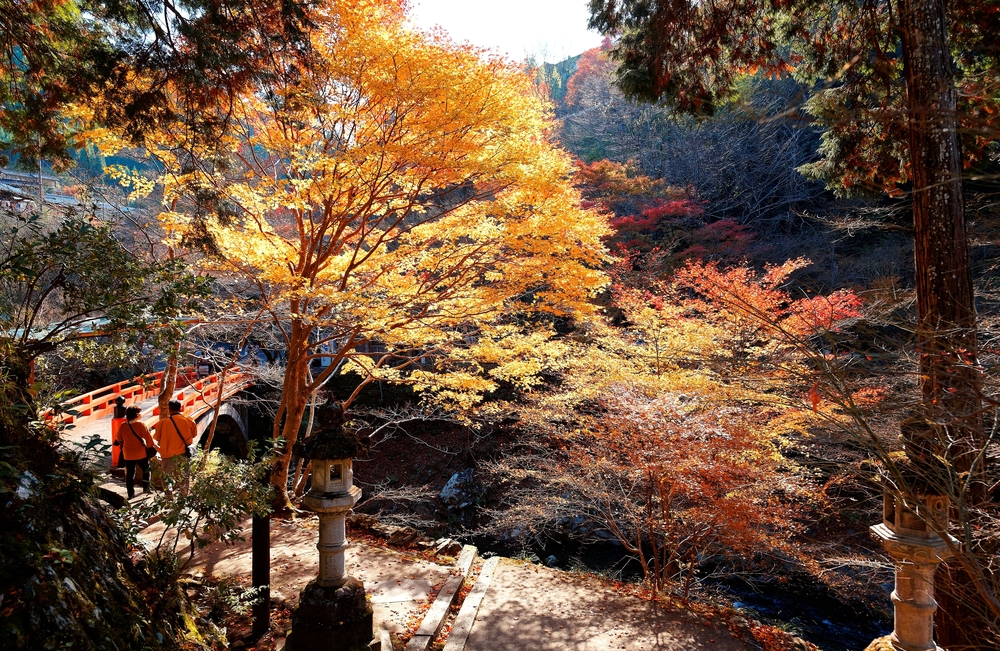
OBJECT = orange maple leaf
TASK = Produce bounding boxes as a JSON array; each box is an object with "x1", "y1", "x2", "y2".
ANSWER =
[{"x1": 809, "y1": 383, "x2": 822, "y2": 412}]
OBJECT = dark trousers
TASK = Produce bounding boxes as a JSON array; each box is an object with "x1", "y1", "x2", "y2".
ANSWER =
[{"x1": 124, "y1": 458, "x2": 150, "y2": 498}]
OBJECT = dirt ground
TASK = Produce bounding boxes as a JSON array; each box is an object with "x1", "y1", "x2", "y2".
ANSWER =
[
  {"x1": 463, "y1": 560, "x2": 747, "y2": 651},
  {"x1": 139, "y1": 515, "x2": 458, "y2": 647}
]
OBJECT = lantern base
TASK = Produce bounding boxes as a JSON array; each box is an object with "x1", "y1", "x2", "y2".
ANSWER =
[
  {"x1": 864, "y1": 634, "x2": 945, "y2": 651},
  {"x1": 287, "y1": 578, "x2": 375, "y2": 651}
]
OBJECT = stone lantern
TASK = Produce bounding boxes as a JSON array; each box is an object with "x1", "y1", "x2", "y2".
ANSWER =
[
  {"x1": 287, "y1": 403, "x2": 374, "y2": 651},
  {"x1": 867, "y1": 419, "x2": 957, "y2": 651}
]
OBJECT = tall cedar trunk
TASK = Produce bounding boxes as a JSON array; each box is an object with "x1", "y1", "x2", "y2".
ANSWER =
[
  {"x1": 269, "y1": 320, "x2": 311, "y2": 511},
  {"x1": 898, "y1": 0, "x2": 987, "y2": 645},
  {"x1": 157, "y1": 342, "x2": 180, "y2": 424}
]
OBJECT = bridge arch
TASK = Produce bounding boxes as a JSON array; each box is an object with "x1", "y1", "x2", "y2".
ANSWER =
[{"x1": 196, "y1": 403, "x2": 249, "y2": 459}]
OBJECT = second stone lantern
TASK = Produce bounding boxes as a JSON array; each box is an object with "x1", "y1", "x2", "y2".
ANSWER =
[
  {"x1": 866, "y1": 418, "x2": 958, "y2": 651},
  {"x1": 287, "y1": 403, "x2": 374, "y2": 651}
]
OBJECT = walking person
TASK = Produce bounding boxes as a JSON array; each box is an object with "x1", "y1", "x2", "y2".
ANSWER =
[
  {"x1": 153, "y1": 400, "x2": 196, "y2": 494},
  {"x1": 110, "y1": 396, "x2": 127, "y2": 469},
  {"x1": 114, "y1": 406, "x2": 157, "y2": 499}
]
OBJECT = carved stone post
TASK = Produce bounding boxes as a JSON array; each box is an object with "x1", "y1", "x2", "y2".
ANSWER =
[{"x1": 286, "y1": 403, "x2": 375, "y2": 651}]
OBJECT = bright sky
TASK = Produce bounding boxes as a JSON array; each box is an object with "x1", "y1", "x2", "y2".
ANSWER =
[{"x1": 407, "y1": 0, "x2": 604, "y2": 64}]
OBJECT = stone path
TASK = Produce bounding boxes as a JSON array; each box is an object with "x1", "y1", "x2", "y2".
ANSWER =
[
  {"x1": 139, "y1": 518, "x2": 749, "y2": 651},
  {"x1": 139, "y1": 516, "x2": 456, "y2": 637},
  {"x1": 460, "y1": 559, "x2": 746, "y2": 651}
]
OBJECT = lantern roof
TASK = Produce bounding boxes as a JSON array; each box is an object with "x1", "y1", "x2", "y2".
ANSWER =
[{"x1": 293, "y1": 402, "x2": 369, "y2": 460}]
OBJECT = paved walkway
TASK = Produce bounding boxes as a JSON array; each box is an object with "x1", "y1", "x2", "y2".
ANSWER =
[
  {"x1": 140, "y1": 517, "x2": 457, "y2": 636},
  {"x1": 140, "y1": 519, "x2": 748, "y2": 651},
  {"x1": 462, "y1": 560, "x2": 746, "y2": 651}
]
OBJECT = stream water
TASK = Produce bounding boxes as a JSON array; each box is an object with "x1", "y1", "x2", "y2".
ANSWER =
[{"x1": 468, "y1": 535, "x2": 890, "y2": 651}]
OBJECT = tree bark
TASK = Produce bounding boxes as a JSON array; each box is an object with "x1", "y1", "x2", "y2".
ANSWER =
[
  {"x1": 269, "y1": 320, "x2": 311, "y2": 512},
  {"x1": 901, "y1": 0, "x2": 981, "y2": 443},
  {"x1": 197, "y1": 366, "x2": 229, "y2": 466},
  {"x1": 157, "y1": 341, "x2": 181, "y2": 422},
  {"x1": 898, "y1": 0, "x2": 986, "y2": 644}
]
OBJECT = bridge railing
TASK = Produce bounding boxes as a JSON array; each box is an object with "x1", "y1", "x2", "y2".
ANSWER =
[
  {"x1": 46, "y1": 367, "x2": 191, "y2": 426},
  {"x1": 165, "y1": 368, "x2": 251, "y2": 423},
  {"x1": 46, "y1": 366, "x2": 251, "y2": 427}
]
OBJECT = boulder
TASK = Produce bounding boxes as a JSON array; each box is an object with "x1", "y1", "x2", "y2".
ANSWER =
[
  {"x1": 387, "y1": 526, "x2": 420, "y2": 546},
  {"x1": 346, "y1": 512, "x2": 379, "y2": 530},
  {"x1": 439, "y1": 469, "x2": 476, "y2": 508},
  {"x1": 434, "y1": 538, "x2": 463, "y2": 556}
]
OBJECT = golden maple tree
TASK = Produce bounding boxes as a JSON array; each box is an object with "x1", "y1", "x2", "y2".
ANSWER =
[{"x1": 118, "y1": 0, "x2": 609, "y2": 508}]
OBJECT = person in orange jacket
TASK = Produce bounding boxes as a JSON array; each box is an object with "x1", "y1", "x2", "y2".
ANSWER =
[
  {"x1": 114, "y1": 406, "x2": 157, "y2": 499},
  {"x1": 154, "y1": 400, "x2": 196, "y2": 493}
]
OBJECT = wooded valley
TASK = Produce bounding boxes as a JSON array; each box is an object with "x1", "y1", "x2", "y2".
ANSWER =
[{"x1": 2, "y1": 0, "x2": 998, "y2": 649}]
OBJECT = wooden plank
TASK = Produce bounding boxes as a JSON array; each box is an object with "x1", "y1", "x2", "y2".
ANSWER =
[
  {"x1": 405, "y1": 574, "x2": 465, "y2": 650},
  {"x1": 441, "y1": 557, "x2": 500, "y2": 651}
]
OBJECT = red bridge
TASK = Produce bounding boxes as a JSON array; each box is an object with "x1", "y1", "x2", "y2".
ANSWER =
[{"x1": 55, "y1": 366, "x2": 254, "y2": 457}]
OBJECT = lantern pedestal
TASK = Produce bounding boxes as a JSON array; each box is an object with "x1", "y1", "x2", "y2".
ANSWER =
[
  {"x1": 287, "y1": 578, "x2": 374, "y2": 651},
  {"x1": 869, "y1": 524, "x2": 951, "y2": 651}
]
